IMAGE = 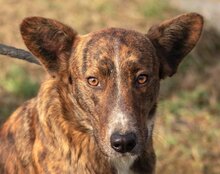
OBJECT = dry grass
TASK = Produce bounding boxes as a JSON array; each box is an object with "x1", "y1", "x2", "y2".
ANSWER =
[{"x1": 0, "y1": 0, "x2": 219, "y2": 173}]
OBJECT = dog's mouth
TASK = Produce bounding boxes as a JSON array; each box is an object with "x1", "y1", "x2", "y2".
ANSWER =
[{"x1": 110, "y1": 154, "x2": 138, "y2": 170}]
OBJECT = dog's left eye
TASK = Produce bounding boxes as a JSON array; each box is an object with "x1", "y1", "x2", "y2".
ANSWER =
[
  {"x1": 136, "y1": 74, "x2": 148, "y2": 85},
  {"x1": 87, "y1": 77, "x2": 100, "y2": 87}
]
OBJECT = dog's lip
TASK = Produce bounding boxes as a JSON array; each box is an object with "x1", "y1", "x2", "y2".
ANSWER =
[
  {"x1": 100, "y1": 147, "x2": 139, "y2": 158},
  {"x1": 110, "y1": 145, "x2": 141, "y2": 158},
  {"x1": 107, "y1": 152, "x2": 138, "y2": 161},
  {"x1": 121, "y1": 152, "x2": 138, "y2": 157}
]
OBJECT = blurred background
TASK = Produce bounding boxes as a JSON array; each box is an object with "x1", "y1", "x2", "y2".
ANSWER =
[{"x1": 0, "y1": 0, "x2": 219, "y2": 173}]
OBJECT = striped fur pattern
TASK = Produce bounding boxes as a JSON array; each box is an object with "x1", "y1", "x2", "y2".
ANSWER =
[{"x1": 0, "y1": 13, "x2": 203, "y2": 174}]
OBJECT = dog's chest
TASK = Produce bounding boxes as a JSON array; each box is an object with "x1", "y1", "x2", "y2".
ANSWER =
[{"x1": 115, "y1": 168, "x2": 135, "y2": 174}]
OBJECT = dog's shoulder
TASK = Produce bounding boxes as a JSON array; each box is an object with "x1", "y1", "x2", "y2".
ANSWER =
[
  {"x1": 0, "y1": 98, "x2": 38, "y2": 172},
  {"x1": 0, "y1": 98, "x2": 38, "y2": 136}
]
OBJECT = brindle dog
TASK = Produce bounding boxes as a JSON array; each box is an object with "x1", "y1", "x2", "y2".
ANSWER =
[{"x1": 0, "y1": 13, "x2": 203, "y2": 174}]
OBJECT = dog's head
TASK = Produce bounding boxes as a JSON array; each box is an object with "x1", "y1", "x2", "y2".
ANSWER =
[{"x1": 20, "y1": 13, "x2": 203, "y2": 159}]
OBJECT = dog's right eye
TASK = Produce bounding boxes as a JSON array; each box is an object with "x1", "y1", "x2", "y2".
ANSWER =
[{"x1": 87, "y1": 77, "x2": 100, "y2": 87}]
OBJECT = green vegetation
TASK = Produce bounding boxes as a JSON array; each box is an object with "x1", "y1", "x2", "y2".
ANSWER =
[
  {"x1": 138, "y1": 0, "x2": 170, "y2": 18},
  {"x1": 156, "y1": 94, "x2": 220, "y2": 173},
  {"x1": 0, "y1": 65, "x2": 39, "y2": 99}
]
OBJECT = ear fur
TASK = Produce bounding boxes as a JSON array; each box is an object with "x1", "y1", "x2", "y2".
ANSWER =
[
  {"x1": 147, "y1": 13, "x2": 204, "y2": 79},
  {"x1": 20, "y1": 17, "x2": 77, "y2": 77}
]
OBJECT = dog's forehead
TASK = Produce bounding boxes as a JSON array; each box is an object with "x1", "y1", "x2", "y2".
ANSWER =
[
  {"x1": 75, "y1": 28, "x2": 156, "y2": 73},
  {"x1": 84, "y1": 28, "x2": 152, "y2": 52}
]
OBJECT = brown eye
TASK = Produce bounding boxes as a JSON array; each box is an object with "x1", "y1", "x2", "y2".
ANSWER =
[
  {"x1": 87, "y1": 77, "x2": 99, "y2": 86},
  {"x1": 137, "y1": 74, "x2": 148, "y2": 85}
]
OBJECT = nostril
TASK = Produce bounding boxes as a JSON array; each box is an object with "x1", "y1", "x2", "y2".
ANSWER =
[
  {"x1": 110, "y1": 133, "x2": 123, "y2": 152},
  {"x1": 110, "y1": 132, "x2": 137, "y2": 153},
  {"x1": 113, "y1": 142, "x2": 121, "y2": 148},
  {"x1": 127, "y1": 142, "x2": 135, "y2": 150},
  {"x1": 125, "y1": 133, "x2": 137, "y2": 152}
]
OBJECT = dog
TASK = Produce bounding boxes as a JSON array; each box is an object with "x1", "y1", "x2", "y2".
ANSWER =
[{"x1": 0, "y1": 13, "x2": 203, "y2": 174}]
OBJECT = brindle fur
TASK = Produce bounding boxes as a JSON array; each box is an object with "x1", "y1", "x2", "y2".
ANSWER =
[{"x1": 0, "y1": 13, "x2": 203, "y2": 174}]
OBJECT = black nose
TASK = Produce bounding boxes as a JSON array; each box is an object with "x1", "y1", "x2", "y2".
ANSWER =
[{"x1": 110, "y1": 132, "x2": 137, "y2": 153}]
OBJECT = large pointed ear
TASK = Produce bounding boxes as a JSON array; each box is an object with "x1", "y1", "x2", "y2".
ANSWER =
[
  {"x1": 146, "y1": 13, "x2": 204, "y2": 79},
  {"x1": 20, "y1": 17, "x2": 77, "y2": 77}
]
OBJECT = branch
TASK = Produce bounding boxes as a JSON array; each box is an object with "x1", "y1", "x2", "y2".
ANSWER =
[{"x1": 0, "y1": 43, "x2": 40, "y2": 65}]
